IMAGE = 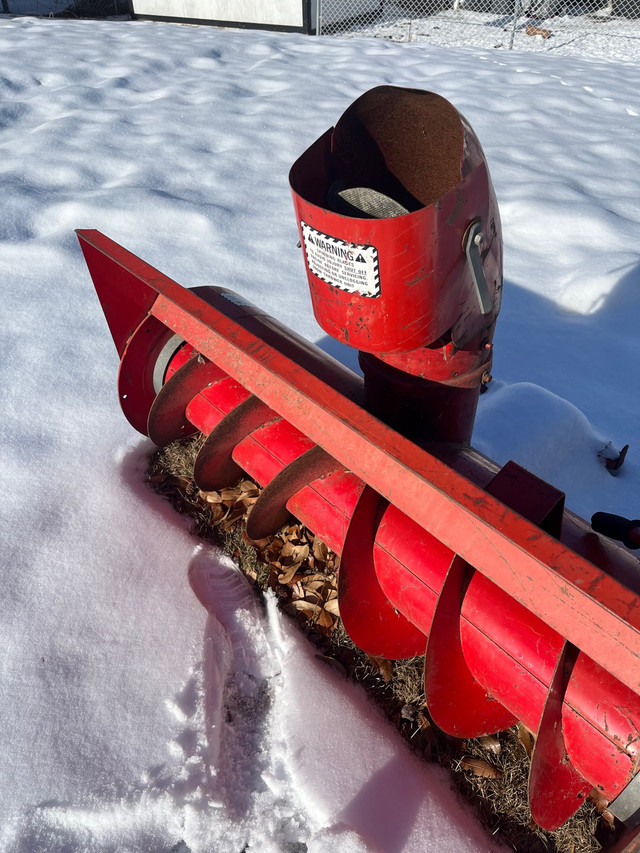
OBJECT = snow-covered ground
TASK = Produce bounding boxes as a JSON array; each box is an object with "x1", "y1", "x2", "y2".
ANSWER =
[
  {"x1": 345, "y1": 0, "x2": 640, "y2": 63},
  {"x1": 7, "y1": 0, "x2": 640, "y2": 63},
  {"x1": 1, "y1": 14, "x2": 639, "y2": 853}
]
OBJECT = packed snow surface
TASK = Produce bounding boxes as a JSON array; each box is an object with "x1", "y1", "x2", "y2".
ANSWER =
[{"x1": 1, "y1": 14, "x2": 639, "y2": 853}]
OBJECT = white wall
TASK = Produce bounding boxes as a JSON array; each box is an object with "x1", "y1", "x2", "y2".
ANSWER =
[
  {"x1": 131, "y1": 0, "x2": 382, "y2": 29},
  {"x1": 132, "y1": 0, "x2": 305, "y2": 27}
]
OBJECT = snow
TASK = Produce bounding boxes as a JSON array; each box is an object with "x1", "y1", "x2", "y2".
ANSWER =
[
  {"x1": 348, "y1": 3, "x2": 640, "y2": 64},
  {"x1": 0, "y1": 13, "x2": 639, "y2": 852}
]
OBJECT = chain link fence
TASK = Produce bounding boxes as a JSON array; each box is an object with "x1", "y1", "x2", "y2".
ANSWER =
[{"x1": 317, "y1": 0, "x2": 640, "y2": 56}]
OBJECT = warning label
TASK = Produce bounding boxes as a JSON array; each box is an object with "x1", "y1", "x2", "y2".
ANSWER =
[{"x1": 300, "y1": 222, "x2": 380, "y2": 298}]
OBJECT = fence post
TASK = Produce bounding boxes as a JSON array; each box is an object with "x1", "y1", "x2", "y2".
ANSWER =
[{"x1": 508, "y1": 0, "x2": 521, "y2": 48}]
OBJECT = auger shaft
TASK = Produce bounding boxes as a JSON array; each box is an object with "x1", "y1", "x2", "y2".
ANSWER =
[
  {"x1": 80, "y1": 229, "x2": 640, "y2": 691},
  {"x1": 78, "y1": 228, "x2": 640, "y2": 830},
  {"x1": 164, "y1": 336, "x2": 640, "y2": 824}
]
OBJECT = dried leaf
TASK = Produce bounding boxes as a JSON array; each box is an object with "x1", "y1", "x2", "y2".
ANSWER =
[
  {"x1": 478, "y1": 735, "x2": 502, "y2": 756},
  {"x1": 589, "y1": 789, "x2": 616, "y2": 831},
  {"x1": 220, "y1": 505, "x2": 246, "y2": 530},
  {"x1": 238, "y1": 480, "x2": 260, "y2": 496},
  {"x1": 367, "y1": 655, "x2": 393, "y2": 683},
  {"x1": 199, "y1": 489, "x2": 223, "y2": 504},
  {"x1": 324, "y1": 598, "x2": 340, "y2": 616},
  {"x1": 460, "y1": 756, "x2": 502, "y2": 779},
  {"x1": 268, "y1": 565, "x2": 280, "y2": 589},
  {"x1": 242, "y1": 530, "x2": 270, "y2": 549},
  {"x1": 517, "y1": 723, "x2": 535, "y2": 758},
  {"x1": 302, "y1": 573, "x2": 329, "y2": 586},
  {"x1": 207, "y1": 503, "x2": 229, "y2": 526},
  {"x1": 265, "y1": 539, "x2": 284, "y2": 563},
  {"x1": 278, "y1": 562, "x2": 303, "y2": 585},
  {"x1": 525, "y1": 23, "x2": 551, "y2": 38},
  {"x1": 417, "y1": 711, "x2": 432, "y2": 733},
  {"x1": 280, "y1": 541, "x2": 310, "y2": 565},
  {"x1": 312, "y1": 538, "x2": 330, "y2": 563},
  {"x1": 315, "y1": 609, "x2": 335, "y2": 629},
  {"x1": 220, "y1": 487, "x2": 241, "y2": 504},
  {"x1": 284, "y1": 523, "x2": 302, "y2": 540},
  {"x1": 290, "y1": 581, "x2": 305, "y2": 599},
  {"x1": 291, "y1": 599, "x2": 321, "y2": 617}
]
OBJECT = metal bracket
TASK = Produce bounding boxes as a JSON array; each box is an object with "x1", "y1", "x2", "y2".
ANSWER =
[
  {"x1": 464, "y1": 220, "x2": 492, "y2": 316},
  {"x1": 611, "y1": 770, "x2": 640, "y2": 829}
]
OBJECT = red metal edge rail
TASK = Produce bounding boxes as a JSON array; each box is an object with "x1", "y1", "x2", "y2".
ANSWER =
[{"x1": 77, "y1": 228, "x2": 640, "y2": 694}]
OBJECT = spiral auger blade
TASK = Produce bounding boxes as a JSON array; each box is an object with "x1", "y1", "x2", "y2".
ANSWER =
[
  {"x1": 78, "y1": 227, "x2": 640, "y2": 832},
  {"x1": 148, "y1": 354, "x2": 228, "y2": 446}
]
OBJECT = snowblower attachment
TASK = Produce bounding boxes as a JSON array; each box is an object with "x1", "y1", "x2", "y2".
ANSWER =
[{"x1": 77, "y1": 86, "x2": 640, "y2": 835}]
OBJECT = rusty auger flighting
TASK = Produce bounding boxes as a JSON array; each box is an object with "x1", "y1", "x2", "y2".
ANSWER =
[{"x1": 77, "y1": 86, "x2": 640, "y2": 837}]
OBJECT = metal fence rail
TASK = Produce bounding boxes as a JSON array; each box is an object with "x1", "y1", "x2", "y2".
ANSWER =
[{"x1": 317, "y1": 0, "x2": 640, "y2": 55}]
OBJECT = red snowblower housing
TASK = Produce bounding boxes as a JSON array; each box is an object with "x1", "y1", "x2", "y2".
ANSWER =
[
  {"x1": 290, "y1": 86, "x2": 502, "y2": 445},
  {"x1": 77, "y1": 86, "x2": 640, "y2": 836}
]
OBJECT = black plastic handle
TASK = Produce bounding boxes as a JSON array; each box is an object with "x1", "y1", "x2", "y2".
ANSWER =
[{"x1": 591, "y1": 512, "x2": 640, "y2": 550}]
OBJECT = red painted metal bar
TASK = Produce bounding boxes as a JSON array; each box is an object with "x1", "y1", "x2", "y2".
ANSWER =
[{"x1": 77, "y1": 228, "x2": 640, "y2": 696}]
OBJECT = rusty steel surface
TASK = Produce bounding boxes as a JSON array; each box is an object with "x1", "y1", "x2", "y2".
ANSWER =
[
  {"x1": 607, "y1": 825, "x2": 640, "y2": 853},
  {"x1": 77, "y1": 228, "x2": 640, "y2": 698},
  {"x1": 528, "y1": 642, "x2": 593, "y2": 829},
  {"x1": 424, "y1": 553, "x2": 517, "y2": 736},
  {"x1": 247, "y1": 446, "x2": 345, "y2": 540},
  {"x1": 289, "y1": 87, "x2": 502, "y2": 359},
  {"x1": 194, "y1": 396, "x2": 277, "y2": 491},
  {"x1": 147, "y1": 355, "x2": 226, "y2": 445}
]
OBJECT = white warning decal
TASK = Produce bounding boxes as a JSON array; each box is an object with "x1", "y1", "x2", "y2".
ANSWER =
[{"x1": 300, "y1": 221, "x2": 380, "y2": 298}]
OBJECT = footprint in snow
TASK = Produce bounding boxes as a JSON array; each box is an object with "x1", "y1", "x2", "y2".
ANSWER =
[{"x1": 183, "y1": 548, "x2": 283, "y2": 819}]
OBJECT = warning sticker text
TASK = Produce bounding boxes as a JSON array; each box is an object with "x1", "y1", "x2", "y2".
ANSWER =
[{"x1": 301, "y1": 222, "x2": 380, "y2": 298}]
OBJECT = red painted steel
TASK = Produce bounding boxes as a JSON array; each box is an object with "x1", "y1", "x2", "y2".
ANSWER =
[
  {"x1": 77, "y1": 229, "x2": 640, "y2": 701},
  {"x1": 289, "y1": 88, "x2": 502, "y2": 358},
  {"x1": 528, "y1": 643, "x2": 593, "y2": 829},
  {"x1": 194, "y1": 396, "x2": 278, "y2": 491},
  {"x1": 118, "y1": 314, "x2": 178, "y2": 434},
  {"x1": 338, "y1": 486, "x2": 427, "y2": 659},
  {"x1": 154, "y1": 331, "x2": 640, "y2": 815},
  {"x1": 246, "y1": 446, "x2": 345, "y2": 540},
  {"x1": 424, "y1": 553, "x2": 517, "y2": 736},
  {"x1": 289, "y1": 87, "x2": 502, "y2": 446},
  {"x1": 148, "y1": 356, "x2": 227, "y2": 445},
  {"x1": 79, "y1": 236, "x2": 640, "y2": 818},
  {"x1": 76, "y1": 90, "x2": 640, "y2": 824}
]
